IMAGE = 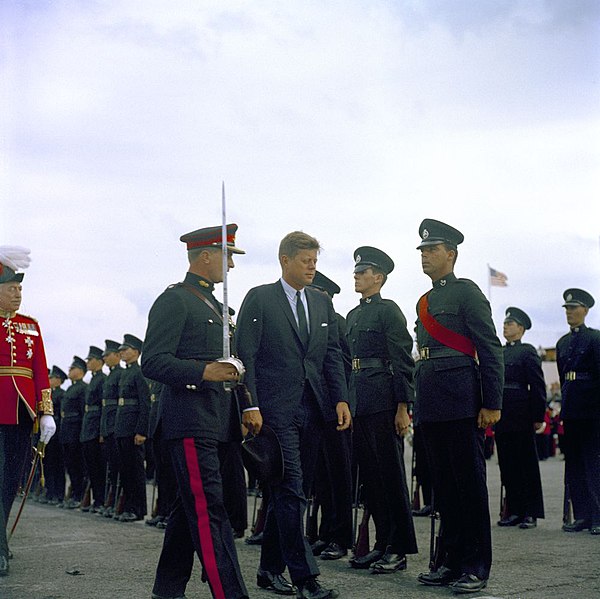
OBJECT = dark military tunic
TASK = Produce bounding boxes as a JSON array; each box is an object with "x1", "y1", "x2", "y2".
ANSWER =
[
  {"x1": 142, "y1": 272, "x2": 248, "y2": 599},
  {"x1": 556, "y1": 324, "x2": 600, "y2": 526},
  {"x1": 495, "y1": 340, "x2": 546, "y2": 519},
  {"x1": 81, "y1": 370, "x2": 107, "y2": 508},
  {"x1": 44, "y1": 386, "x2": 66, "y2": 502},
  {"x1": 414, "y1": 272, "x2": 503, "y2": 580},
  {"x1": 59, "y1": 379, "x2": 87, "y2": 502},
  {"x1": 100, "y1": 364, "x2": 123, "y2": 497},
  {"x1": 346, "y1": 293, "x2": 417, "y2": 555}
]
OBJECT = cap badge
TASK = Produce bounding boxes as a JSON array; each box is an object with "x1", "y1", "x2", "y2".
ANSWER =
[
  {"x1": 567, "y1": 293, "x2": 572, "y2": 301},
  {"x1": 422, "y1": 229, "x2": 429, "y2": 239},
  {"x1": 506, "y1": 311, "x2": 511, "y2": 318},
  {"x1": 355, "y1": 254, "x2": 361, "y2": 264}
]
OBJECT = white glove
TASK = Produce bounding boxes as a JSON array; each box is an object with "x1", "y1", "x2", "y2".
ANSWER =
[{"x1": 39, "y1": 414, "x2": 57, "y2": 444}]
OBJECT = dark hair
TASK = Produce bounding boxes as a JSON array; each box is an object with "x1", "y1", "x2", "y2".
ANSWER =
[
  {"x1": 442, "y1": 243, "x2": 458, "y2": 266},
  {"x1": 278, "y1": 231, "x2": 321, "y2": 259}
]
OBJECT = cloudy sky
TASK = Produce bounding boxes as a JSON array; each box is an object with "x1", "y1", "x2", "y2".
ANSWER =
[{"x1": 1, "y1": 0, "x2": 599, "y2": 373}]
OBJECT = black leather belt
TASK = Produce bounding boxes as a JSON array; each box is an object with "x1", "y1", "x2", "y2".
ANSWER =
[
  {"x1": 61, "y1": 411, "x2": 79, "y2": 419},
  {"x1": 419, "y1": 347, "x2": 468, "y2": 360},
  {"x1": 352, "y1": 357, "x2": 389, "y2": 372},
  {"x1": 84, "y1": 405, "x2": 100, "y2": 413},
  {"x1": 565, "y1": 371, "x2": 595, "y2": 382},
  {"x1": 504, "y1": 382, "x2": 528, "y2": 390},
  {"x1": 102, "y1": 399, "x2": 118, "y2": 407},
  {"x1": 118, "y1": 398, "x2": 138, "y2": 407}
]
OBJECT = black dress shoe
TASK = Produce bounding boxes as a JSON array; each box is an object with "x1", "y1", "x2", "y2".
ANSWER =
[
  {"x1": 590, "y1": 526, "x2": 600, "y2": 535},
  {"x1": 412, "y1": 505, "x2": 432, "y2": 517},
  {"x1": 562, "y1": 519, "x2": 590, "y2": 532},
  {"x1": 349, "y1": 549, "x2": 384, "y2": 569},
  {"x1": 418, "y1": 566, "x2": 460, "y2": 586},
  {"x1": 0, "y1": 555, "x2": 8, "y2": 577},
  {"x1": 450, "y1": 573, "x2": 487, "y2": 594},
  {"x1": 295, "y1": 577, "x2": 338, "y2": 599},
  {"x1": 497, "y1": 514, "x2": 522, "y2": 527},
  {"x1": 320, "y1": 542, "x2": 347, "y2": 561},
  {"x1": 146, "y1": 515, "x2": 164, "y2": 527},
  {"x1": 311, "y1": 539, "x2": 329, "y2": 556},
  {"x1": 519, "y1": 516, "x2": 537, "y2": 529},
  {"x1": 245, "y1": 531, "x2": 264, "y2": 545},
  {"x1": 371, "y1": 547, "x2": 407, "y2": 573},
  {"x1": 257, "y1": 569, "x2": 295, "y2": 595},
  {"x1": 119, "y1": 511, "x2": 142, "y2": 522}
]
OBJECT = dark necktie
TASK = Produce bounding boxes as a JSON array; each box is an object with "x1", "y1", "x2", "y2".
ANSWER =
[{"x1": 296, "y1": 291, "x2": 309, "y2": 346}]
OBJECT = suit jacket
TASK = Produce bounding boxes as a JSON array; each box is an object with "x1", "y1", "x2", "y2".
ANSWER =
[
  {"x1": 80, "y1": 370, "x2": 106, "y2": 442},
  {"x1": 556, "y1": 324, "x2": 600, "y2": 420},
  {"x1": 236, "y1": 280, "x2": 348, "y2": 428},
  {"x1": 414, "y1": 273, "x2": 504, "y2": 424},
  {"x1": 495, "y1": 340, "x2": 546, "y2": 433},
  {"x1": 114, "y1": 362, "x2": 150, "y2": 438},
  {"x1": 141, "y1": 273, "x2": 249, "y2": 441}
]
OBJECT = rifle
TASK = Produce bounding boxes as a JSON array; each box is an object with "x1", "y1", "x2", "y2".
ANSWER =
[
  {"x1": 410, "y1": 443, "x2": 421, "y2": 511},
  {"x1": 499, "y1": 483, "x2": 509, "y2": 520},
  {"x1": 354, "y1": 507, "x2": 371, "y2": 558},
  {"x1": 428, "y1": 490, "x2": 444, "y2": 572},
  {"x1": 80, "y1": 480, "x2": 92, "y2": 510},
  {"x1": 305, "y1": 493, "x2": 319, "y2": 544},
  {"x1": 562, "y1": 482, "x2": 573, "y2": 525}
]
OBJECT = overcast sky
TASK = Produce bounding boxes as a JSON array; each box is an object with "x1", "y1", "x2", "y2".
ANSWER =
[{"x1": 1, "y1": 0, "x2": 599, "y2": 374}]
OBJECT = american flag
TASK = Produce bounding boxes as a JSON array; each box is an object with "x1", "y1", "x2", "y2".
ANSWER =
[{"x1": 489, "y1": 266, "x2": 508, "y2": 287}]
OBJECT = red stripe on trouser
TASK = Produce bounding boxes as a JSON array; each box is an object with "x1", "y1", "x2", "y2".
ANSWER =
[{"x1": 183, "y1": 438, "x2": 226, "y2": 599}]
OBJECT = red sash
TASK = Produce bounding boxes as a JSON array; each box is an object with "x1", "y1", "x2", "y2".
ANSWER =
[{"x1": 418, "y1": 292, "x2": 477, "y2": 358}]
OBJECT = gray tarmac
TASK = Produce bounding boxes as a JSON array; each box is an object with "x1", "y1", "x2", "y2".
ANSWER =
[{"x1": 2, "y1": 448, "x2": 599, "y2": 599}]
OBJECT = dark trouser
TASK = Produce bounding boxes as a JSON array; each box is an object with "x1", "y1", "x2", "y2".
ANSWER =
[
  {"x1": 61, "y1": 441, "x2": 85, "y2": 501},
  {"x1": 562, "y1": 419, "x2": 600, "y2": 526},
  {"x1": 43, "y1": 435, "x2": 65, "y2": 501},
  {"x1": 260, "y1": 389, "x2": 323, "y2": 584},
  {"x1": 413, "y1": 425, "x2": 432, "y2": 506},
  {"x1": 312, "y1": 424, "x2": 353, "y2": 549},
  {"x1": 153, "y1": 437, "x2": 248, "y2": 599},
  {"x1": 220, "y1": 441, "x2": 248, "y2": 533},
  {"x1": 153, "y1": 435, "x2": 177, "y2": 519},
  {"x1": 101, "y1": 433, "x2": 120, "y2": 490},
  {"x1": 82, "y1": 438, "x2": 106, "y2": 507},
  {"x1": 495, "y1": 430, "x2": 545, "y2": 519},
  {"x1": 116, "y1": 436, "x2": 147, "y2": 516},
  {"x1": 420, "y1": 418, "x2": 492, "y2": 580},
  {"x1": 353, "y1": 410, "x2": 418, "y2": 555},
  {"x1": 0, "y1": 414, "x2": 33, "y2": 559}
]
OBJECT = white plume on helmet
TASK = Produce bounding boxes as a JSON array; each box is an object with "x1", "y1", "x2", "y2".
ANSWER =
[{"x1": 0, "y1": 246, "x2": 32, "y2": 271}]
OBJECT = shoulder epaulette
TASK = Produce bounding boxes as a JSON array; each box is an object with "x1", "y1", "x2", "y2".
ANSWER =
[{"x1": 17, "y1": 312, "x2": 38, "y2": 323}]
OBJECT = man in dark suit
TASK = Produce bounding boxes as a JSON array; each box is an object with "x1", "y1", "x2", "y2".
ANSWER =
[
  {"x1": 236, "y1": 231, "x2": 351, "y2": 599},
  {"x1": 556, "y1": 288, "x2": 600, "y2": 535},
  {"x1": 496, "y1": 307, "x2": 546, "y2": 529},
  {"x1": 413, "y1": 219, "x2": 503, "y2": 594},
  {"x1": 143, "y1": 224, "x2": 261, "y2": 599}
]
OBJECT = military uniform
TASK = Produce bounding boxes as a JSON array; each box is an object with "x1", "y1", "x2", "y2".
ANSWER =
[
  {"x1": 414, "y1": 220, "x2": 503, "y2": 587},
  {"x1": 80, "y1": 346, "x2": 107, "y2": 511},
  {"x1": 143, "y1": 224, "x2": 250, "y2": 599},
  {"x1": 556, "y1": 289, "x2": 600, "y2": 533},
  {"x1": 495, "y1": 308, "x2": 546, "y2": 527},
  {"x1": 347, "y1": 249, "x2": 417, "y2": 568},
  {"x1": 44, "y1": 366, "x2": 67, "y2": 504},
  {"x1": 114, "y1": 334, "x2": 150, "y2": 521},
  {"x1": 59, "y1": 357, "x2": 87, "y2": 508}
]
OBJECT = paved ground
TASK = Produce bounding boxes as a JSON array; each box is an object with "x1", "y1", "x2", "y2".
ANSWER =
[{"x1": 2, "y1": 449, "x2": 599, "y2": 599}]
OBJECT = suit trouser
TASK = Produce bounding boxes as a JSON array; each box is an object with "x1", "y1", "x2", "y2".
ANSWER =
[
  {"x1": 43, "y1": 435, "x2": 65, "y2": 501},
  {"x1": 562, "y1": 419, "x2": 600, "y2": 526},
  {"x1": 413, "y1": 425, "x2": 433, "y2": 506},
  {"x1": 0, "y1": 416, "x2": 33, "y2": 559},
  {"x1": 153, "y1": 435, "x2": 177, "y2": 519},
  {"x1": 61, "y1": 440, "x2": 86, "y2": 501},
  {"x1": 153, "y1": 437, "x2": 248, "y2": 599},
  {"x1": 260, "y1": 390, "x2": 323, "y2": 584},
  {"x1": 495, "y1": 430, "x2": 545, "y2": 519},
  {"x1": 116, "y1": 436, "x2": 147, "y2": 516},
  {"x1": 420, "y1": 417, "x2": 492, "y2": 580},
  {"x1": 312, "y1": 424, "x2": 353, "y2": 549},
  {"x1": 353, "y1": 410, "x2": 418, "y2": 555},
  {"x1": 82, "y1": 438, "x2": 106, "y2": 507},
  {"x1": 220, "y1": 441, "x2": 248, "y2": 533}
]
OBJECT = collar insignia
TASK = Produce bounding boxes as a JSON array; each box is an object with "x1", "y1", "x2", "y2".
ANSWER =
[{"x1": 440, "y1": 279, "x2": 446, "y2": 286}]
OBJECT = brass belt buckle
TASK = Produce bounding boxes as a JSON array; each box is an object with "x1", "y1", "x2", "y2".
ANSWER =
[
  {"x1": 420, "y1": 347, "x2": 430, "y2": 360},
  {"x1": 118, "y1": 397, "x2": 125, "y2": 406},
  {"x1": 566, "y1": 371, "x2": 576, "y2": 381},
  {"x1": 352, "y1": 358, "x2": 360, "y2": 371}
]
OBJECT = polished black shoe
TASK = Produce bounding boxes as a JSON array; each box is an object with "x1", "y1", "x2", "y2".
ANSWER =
[
  {"x1": 349, "y1": 549, "x2": 384, "y2": 569},
  {"x1": 156, "y1": 518, "x2": 168, "y2": 530},
  {"x1": 232, "y1": 529, "x2": 245, "y2": 539},
  {"x1": 295, "y1": 577, "x2": 338, "y2": 599},
  {"x1": 245, "y1": 531, "x2": 264, "y2": 545},
  {"x1": 257, "y1": 569, "x2": 295, "y2": 595},
  {"x1": 146, "y1": 515, "x2": 164, "y2": 527},
  {"x1": 371, "y1": 547, "x2": 407, "y2": 574},
  {"x1": 519, "y1": 516, "x2": 537, "y2": 529},
  {"x1": 590, "y1": 525, "x2": 600, "y2": 535},
  {"x1": 320, "y1": 542, "x2": 347, "y2": 561},
  {"x1": 497, "y1": 514, "x2": 522, "y2": 527},
  {"x1": 562, "y1": 519, "x2": 590, "y2": 532},
  {"x1": 417, "y1": 566, "x2": 460, "y2": 587},
  {"x1": 412, "y1": 504, "x2": 432, "y2": 517},
  {"x1": 450, "y1": 573, "x2": 487, "y2": 594},
  {"x1": 311, "y1": 539, "x2": 329, "y2": 556},
  {"x1": 0, "y1": 555, "x2": 8, "y2": 577},
  {"x1": 65, "y1": 498, "x2": 81, "y2": 510},
  {"x1": 151, "y1": 592, "x2": 186, "y2": 599},
  {"x1": 119, "y1": 511, "x2": 142, "y2": 522}
]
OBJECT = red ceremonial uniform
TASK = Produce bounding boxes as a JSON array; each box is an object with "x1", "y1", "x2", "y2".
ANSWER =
[{"x1": 0, "y1": 312, "x2": 52, "y2": 424}]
